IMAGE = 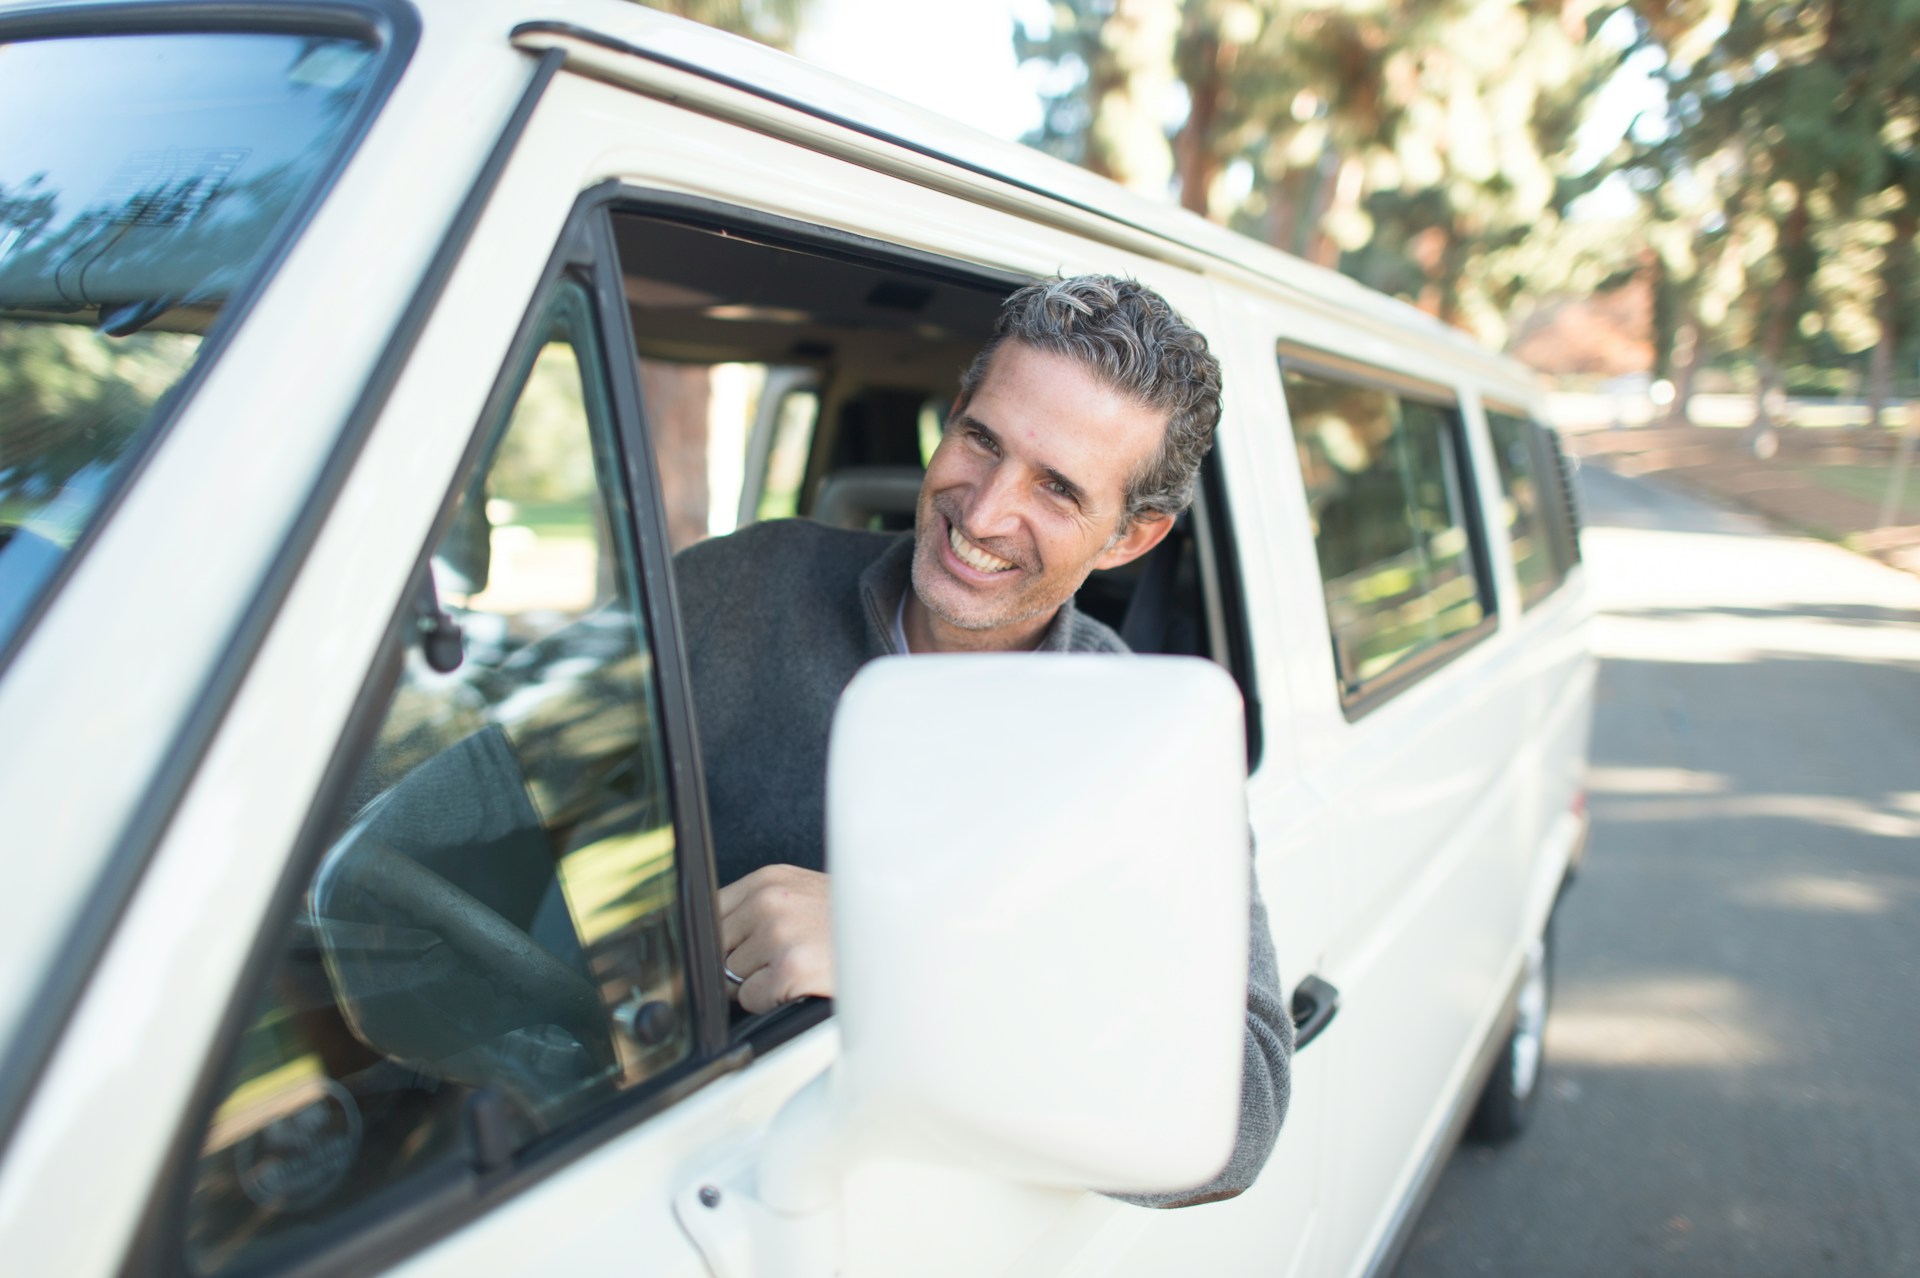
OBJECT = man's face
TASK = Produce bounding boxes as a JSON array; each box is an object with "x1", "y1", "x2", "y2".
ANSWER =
[{"x1": 909, "y1": 340, "x2": 1174, "y2": 651}]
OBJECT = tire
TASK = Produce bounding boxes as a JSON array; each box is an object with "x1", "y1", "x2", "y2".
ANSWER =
[{"x1": 1466, "y1": 920, "x2": 1553, "y2": 1144}]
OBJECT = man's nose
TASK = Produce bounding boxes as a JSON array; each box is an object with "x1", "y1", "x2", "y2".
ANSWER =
[{"x1": 964, "y1": 461, "x2": 1025, "y2": 537}]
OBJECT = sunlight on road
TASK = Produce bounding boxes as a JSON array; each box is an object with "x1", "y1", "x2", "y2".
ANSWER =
[
  {"x1": 1731, "y1": 873, "x2": 1896, "y2": 916},
  {"x1": 1591, "y1": 792, "x2": 1920, "y2": 839},
  {"x1": 1585, "y1": 765, "x2": 1730, "y2": 794},
  {"x1": 1400, "y1": 468, "x2": 1920, "y2": 1277},
  {"x1": 1548, "y1": 974, "x2": 1776, "y2": 1069}
]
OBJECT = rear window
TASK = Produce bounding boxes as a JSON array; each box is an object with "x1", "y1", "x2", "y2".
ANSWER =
[
  {"x1": 1485, "y1": 407, "x2": 1574, "y2": 609},
  {"x1": 0, "y1": 27, "x2": 388, "y2": 655},
  {"x1": 1282, "y1": 356, "x2": 1495, "y2": 712}
]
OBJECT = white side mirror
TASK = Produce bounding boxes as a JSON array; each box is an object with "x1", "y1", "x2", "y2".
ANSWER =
[{"x1": 824, "y1": 654, "x2": 1249, "y2": 1194}]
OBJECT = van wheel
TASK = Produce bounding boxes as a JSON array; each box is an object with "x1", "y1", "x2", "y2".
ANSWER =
[{"x1": 1467, "y1": 924, "x2": 1552, "y2": 1143}]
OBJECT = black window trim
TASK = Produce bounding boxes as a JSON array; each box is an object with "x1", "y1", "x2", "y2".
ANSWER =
[
  {"x1": 124, "y1": 188, "x2": 762, "y2": 1278},
  {"x1": 575, "y1": 198, "x2": 734, "y2": 1060},
  {"x1": 1276, "y1": 346, "x2": 1499, "y2": 721},
  {"x1": 1194, "y1": 447, "x2": 1265, "y2": 773},
  {"x1": 0, "y1": 0, "x2": 425, "y2": 1170}
]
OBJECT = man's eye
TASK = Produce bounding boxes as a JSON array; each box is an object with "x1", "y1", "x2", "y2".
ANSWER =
[
  {"x1": 968, "y1": 429, "x2": 998, "y2": 454},
  {"x1": 1044, "y1": 480, "x2": 1077, "y2": 504}
]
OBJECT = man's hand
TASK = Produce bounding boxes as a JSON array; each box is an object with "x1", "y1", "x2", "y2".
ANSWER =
[{"x1": 718, "y1": 864, "x2": 834, "y2": 1014}]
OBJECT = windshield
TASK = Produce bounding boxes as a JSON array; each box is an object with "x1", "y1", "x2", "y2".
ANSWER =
[{"x1": 0, "y1": 28, "x2": 383, "y2": 652}]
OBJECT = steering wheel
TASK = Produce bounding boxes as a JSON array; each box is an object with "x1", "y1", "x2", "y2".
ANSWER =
[{"x1": 311, "y1": 835, "x2": 612, "y2": 1080}]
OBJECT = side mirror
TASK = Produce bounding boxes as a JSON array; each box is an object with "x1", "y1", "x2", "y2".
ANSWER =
[{"x1": 823, "y1": 654, "x2": 1249, "y2": 1195}]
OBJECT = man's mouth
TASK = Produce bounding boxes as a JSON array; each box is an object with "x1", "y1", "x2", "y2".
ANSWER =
[{"x1": 948, "y1": 522, "x2": 1016, "y2": 574}]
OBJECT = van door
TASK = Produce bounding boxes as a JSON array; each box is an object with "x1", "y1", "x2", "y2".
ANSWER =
[
  {"x1": 1264, "y1": 333, "x2": 1533, "y2": 1272},
  {"x1": 34, "y1": 61, "x2": 1327, "y2": 1278},
  {"x1": 576, "y1": 171, "x2": 1322, "y2": 1273},
  {"x1": 127, "y1": 213, "x2": 758, "y2": 1278},
  {"x1": 1101, "y1": 282, "x2": 1338, "y2": 1278}
]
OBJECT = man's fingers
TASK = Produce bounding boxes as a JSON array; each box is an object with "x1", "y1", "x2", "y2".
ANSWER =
[
  {"x1": 735, "y1": 965, "x2": 783, "y2": 1015},
  {"x1": 721, "y1": 928, "x2": 778, "y2": 991},
  {"x1": 728, "y1": 940, "x2": 832, "y2": 1014},
  {"x1": 715, "y1": 869, "x2": 758, "y2": 921},
  {"x1": 715, "y1": 864, "x2": 835, "y2": 1009},
  {"x1": 718, "y1": 864, "x2": 825, "y2": 953}
]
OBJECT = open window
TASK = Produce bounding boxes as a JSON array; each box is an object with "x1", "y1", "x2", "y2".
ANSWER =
[{"x1": 605, "y1": 201, "x2": 1253, "y2": 683}]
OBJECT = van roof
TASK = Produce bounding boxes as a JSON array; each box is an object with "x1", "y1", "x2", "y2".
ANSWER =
[
  {"x1": 494, "y1": 0, "x2": 1534, "y2": 392},
  {"x1": 0, "y1": 0, "x2": 1536, "y2": 393}
]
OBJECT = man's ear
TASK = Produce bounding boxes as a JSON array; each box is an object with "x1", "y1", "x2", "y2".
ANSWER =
[{"x1": 1093, "y1": 511, "x2": 1174, "y2": 571}]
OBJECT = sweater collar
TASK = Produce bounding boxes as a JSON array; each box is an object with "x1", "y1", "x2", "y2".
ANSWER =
[{"x1": 857, "y1": 531, "x2": 1084, "y2": 655}]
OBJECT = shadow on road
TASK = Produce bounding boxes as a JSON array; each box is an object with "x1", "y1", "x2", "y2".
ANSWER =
[{"x1": 1397, "y1": 471, "x2": 1920, "y2": 1278}]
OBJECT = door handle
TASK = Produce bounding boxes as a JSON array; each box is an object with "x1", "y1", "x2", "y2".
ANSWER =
[{"x1": 1289, "y1": 975, "x2": 1340, "y2": 1051}]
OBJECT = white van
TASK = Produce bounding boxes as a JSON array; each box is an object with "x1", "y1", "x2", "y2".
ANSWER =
[{"x1": 0, "y1": 2, "x2": 1594, "y2": 1276}]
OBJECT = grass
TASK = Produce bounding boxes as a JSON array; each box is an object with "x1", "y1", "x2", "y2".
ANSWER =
[
  {"x1": 503, "y1": 501, "x2": 595, "y2": 538},
  {"x1": 1797, "y1": 465, "x2": 1920, "y2": 517}
]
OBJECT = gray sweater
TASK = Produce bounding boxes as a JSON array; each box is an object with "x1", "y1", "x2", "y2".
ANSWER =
[{"x1": 674, "y1": 519, "x2": 1291, "y2": 1206}]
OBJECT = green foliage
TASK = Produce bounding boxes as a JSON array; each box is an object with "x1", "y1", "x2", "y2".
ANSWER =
[
  {"x1": 1609, "y1": 0, "x2": 1920, "y2": 406},
  {"x1": 0, "y1": 319, "x2": 199, "y2": 541},
  {"x1": 488, "y1": 343, "x2": 597, "y2": 507},
  {"x1": 1015, "y1": 0, "x2": 1920, "y2": 398},
  {"x1": 1020, "y1": 0, "x2": 1631, "y2": 343}
]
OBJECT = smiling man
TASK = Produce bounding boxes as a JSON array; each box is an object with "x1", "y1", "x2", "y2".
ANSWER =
[
  {"x1": 906, "y1": 334, "x2": 1179, "y2": 653},
  {"x1": 673, "y1": 275, "x2": 1290, "y2": 1205}
]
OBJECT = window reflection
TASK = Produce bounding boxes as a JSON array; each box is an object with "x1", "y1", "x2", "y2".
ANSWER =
[
  {"x1": 185, "y1": 284, "x2": 689, "y2": 1276},
  {"x1": 1285, "y1": 367, "x2": 1489, "y2": 696},
  {"x1": 1486, "y1": 409, "x2": 1568, "y2": 609},
  {"x1": 0, "y1": 30, "x2": 381, "y2": 653}
]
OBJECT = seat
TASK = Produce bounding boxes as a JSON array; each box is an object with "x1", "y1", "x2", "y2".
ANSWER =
[{"x1": 812, "y1": 465, "x2": 924, "y2": 530}]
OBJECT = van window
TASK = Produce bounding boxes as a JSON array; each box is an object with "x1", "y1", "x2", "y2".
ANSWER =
[
  {"x1": 181, "y1": 280, "x2": 691, "y2": 1276},
  {"x1": 0, "y1": 28, "x2": 386, "y2": 658},
  {"x1": 1541, "y1": 425, "x2": 1585, "y2": 568},
  {"x1": 1282, "y1": 360, "x2": 1494, "y2": 710},
  {"x1": 1485, "y1": 408, "x2": 1571, "y2": 609},
  {"x1": 608, "y1": 214, "x2": 998, "y2": 554},
  {"x1": 608, "y1": 204, "x2": 1264, "y2": 984}
]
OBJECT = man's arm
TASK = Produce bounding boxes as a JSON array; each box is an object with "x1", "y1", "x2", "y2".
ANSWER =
[{"x1": 1115, "y1": 868, "x2": 1293, "y2": 1208}]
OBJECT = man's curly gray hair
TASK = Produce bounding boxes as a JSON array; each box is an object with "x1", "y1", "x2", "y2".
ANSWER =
[{"x1": 955, "y1": 275, "x2": 1223, "y2": 530}]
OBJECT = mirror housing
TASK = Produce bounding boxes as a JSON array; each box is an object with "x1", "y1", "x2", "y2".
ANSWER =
[{"x1": 824, "y1": 654, "x2": 1249, "y2": 1195}]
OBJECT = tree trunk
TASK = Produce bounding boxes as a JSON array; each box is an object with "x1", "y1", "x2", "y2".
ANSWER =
[
  {"x1": 1753, "y1": 186, "x2": 1811, "y2": 430},
  {"x1": 1868, "y1": 291, "x2": 1894, "y2": 432},
  {"x1": 1083, "y1": 0, "x2": 1179, "y2": 196},
  {"x1": 1649, "y1": 251, "x2": 1675, "y2": 382},
  {"x1": 636, "y1": 359, "x2": 712, "y2": 553},
  {"x1": 1304, "y1": 152, "x2": 1363, "y2": 269},
  {"x1": 1669, "y1": 314, "x2": 1703, "y2": 427},
  {"x1": 1869, "y1": 208, "x2": 1917, "y2": 431},
  {"x1": 1265, "y1": 149, "x2": 1317, "y2": 257},
  {"x1": 1175, "y1": 34, "x2": 1222, "y2": 217}
]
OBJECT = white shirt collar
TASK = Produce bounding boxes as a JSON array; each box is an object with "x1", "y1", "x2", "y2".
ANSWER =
[{"x1": 892, "y1": 589, "x2": 912, "y2": 655}]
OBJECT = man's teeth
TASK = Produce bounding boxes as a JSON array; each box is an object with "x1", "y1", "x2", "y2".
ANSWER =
[{"x1": 950, "y1": 524, "x2": 1014, "y2": 573}]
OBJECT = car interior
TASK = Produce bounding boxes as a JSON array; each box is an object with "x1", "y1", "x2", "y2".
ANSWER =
[
  {"x1": 608, "y1": 207, "x2": 1236, "y2": 666},
  {"x1": 174, "y1": 206, "x2": 1268, "y2": 1275}
]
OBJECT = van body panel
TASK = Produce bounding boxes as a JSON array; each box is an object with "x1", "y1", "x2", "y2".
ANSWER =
[
  {"x1": 0, "y1": 51, "x2": 592, "y2": 1268},
  {"x1": 0, "y1": 11, "x2": 537, "y2": 1071}
]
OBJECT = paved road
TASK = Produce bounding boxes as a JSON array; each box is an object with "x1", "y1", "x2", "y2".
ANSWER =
[{"x1": 1396, "y1": 466, "x2": 1920, "y2": 1278}]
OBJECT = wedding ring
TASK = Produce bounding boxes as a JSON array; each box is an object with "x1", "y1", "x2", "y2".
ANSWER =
[{"x1": 723, "y1": 962, "x2": 746, "y2": 986}]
